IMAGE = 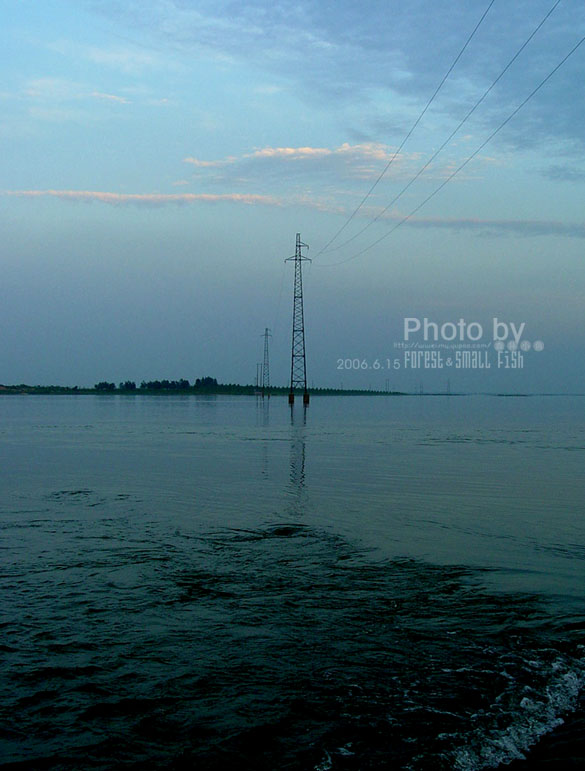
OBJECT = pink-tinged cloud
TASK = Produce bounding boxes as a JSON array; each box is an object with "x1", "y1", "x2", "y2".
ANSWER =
[
  {"x1": 5, "y1": 190, "x2": 581, "y2": 237},
  {"x1": 249, "y1": 146, "x2": 332, "y2": 159},
  {"x1": 247, "y1": 144, "x2": 405, "y2": 162},
  {"x1": 183, "y1": 143, "x2": 410, "y2": 170},
  {"x1": 3, "y1": 189, "x2": 283, "y2": 207},
  {"x1": 335, "y1": 143, "x2": 402, "y2": 161},
  {"x1": 91, "y1": 91, "x2": 131, "y2": 104},
  {"x1": 183, "y1": 156, "x2": 235, "y2": 168}
]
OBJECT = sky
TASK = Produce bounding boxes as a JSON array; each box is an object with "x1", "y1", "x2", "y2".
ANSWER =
[{"x1": 1, "y1": 0, "x2": 584, "y2": 393}]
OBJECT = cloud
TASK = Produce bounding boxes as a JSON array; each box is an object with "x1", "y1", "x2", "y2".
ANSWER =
[
  {"x1": 20, "y1": 78, "x2": 144, "y2": 121},
  {"x1": 49, "y1": 39, "x2": 163, "y2": 74},
  {"x1": 85, "y1": 46, "x2": 159, "y2": 73},
  {"x1": 250, "y1": 146, "x2": 332, "y2": 160},
  {"x1": 91, "y1": 91, "x2": 131, "y2": 104},
  {"x1": 4, "y1": 190, "x2": 584, "y2": 239},
  {"x1": 2, "y1": 189, "x2": 283, "y2": 207},
  {"x1": 183, "y1": 156, "x2": 235, "y2": 168},
  {"x1": 183, "y1": 142, "x2": 425, "y2": 184},
  {"x1": 247, "y1": 142, "x2": 425, "y2": 181},
  {"x1": 24, "y1": 77, "x2": 85, "y2": 101},
  {"x1": 253, "y1": 85, "x2": 283, "y2": 95},
  {"x1": 91, "y1": 0, "x2": 585, "y2": 152},
  {"x1": 542, "y1": 164, "x2": 585, "y2": 183},
  {"x1": 400, "y1": 215, "x2": 585, "y2": 239},
  {"x1": 193, "y1": 143, "x2": 399, "y2": 163}
]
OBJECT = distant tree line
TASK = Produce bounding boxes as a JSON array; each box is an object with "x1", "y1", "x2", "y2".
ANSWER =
[
  {"x1": 139, "y1": 379, "x2": 191, "y2": 391},
  {"x1": 2, "y1": 381, "x2": 405, "y2": 396},
  {"x1": 94, "y1": 377, "x2": 220, "y2": 392}
]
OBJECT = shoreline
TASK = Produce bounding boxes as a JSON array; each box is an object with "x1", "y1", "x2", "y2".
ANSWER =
[
  {"x1": 1, "y1": 386, "x2": 582, "y2": 398},
  {"x1": 0, "y1": 385, "x2": 403, "y2": 397}
]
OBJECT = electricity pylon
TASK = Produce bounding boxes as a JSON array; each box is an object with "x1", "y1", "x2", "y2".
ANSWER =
[
  {"x1": 285, "y1": 233, "x2": 310, "y2": 405},
  {"x1": 261, "y1": 327, "x2": 271, "y2": 398}
]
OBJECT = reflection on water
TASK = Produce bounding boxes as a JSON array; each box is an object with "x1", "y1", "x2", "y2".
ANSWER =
[
  {"x1": 255, "y1": 395, "x2": 271, "y2": 428},
  {"x1": 255, "y1": 398, "x2": 308, "y2": 504},
  {"x1": 288, "y1": 405, "x2": 307, "y2": 504},
  {"x1": 1, "y1": 395, "x2": 584, "y2": 770}
]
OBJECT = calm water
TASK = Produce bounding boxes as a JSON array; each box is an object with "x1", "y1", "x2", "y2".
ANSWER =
[{"x1": 1, "y1": 394, "x2": 584, "y2": 770}]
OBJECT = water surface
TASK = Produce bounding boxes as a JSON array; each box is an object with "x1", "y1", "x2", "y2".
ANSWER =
[{"x1": 1, "y1": 394, "x2": 584, "y2": 769}]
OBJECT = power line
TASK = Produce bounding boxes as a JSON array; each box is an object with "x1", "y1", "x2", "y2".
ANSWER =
[
  {"x1": 313, "y1": 0, "x2": 497, "y2": 258},
  {"x1": 319, "y1": 30, "x2": 585, "y2": 267},
  {"x1": 319, "y1": 0, "x2": 563, "y2": 255}
]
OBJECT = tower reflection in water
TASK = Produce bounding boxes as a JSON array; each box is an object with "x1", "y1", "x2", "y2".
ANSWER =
[
  {"x1": 255, "y1": 398, "x2": 308, "y2": 514},
  {"x1": 287, "y1": 404, "x2": 307, "y2": 514}
]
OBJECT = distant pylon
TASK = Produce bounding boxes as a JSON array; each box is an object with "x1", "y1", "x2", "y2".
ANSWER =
[
  {"x1": 285, "y1": 233, "x2": 311, "y2": 405},
  {"x1": 262, "y1": 327, "x2": 271, "y2": 398}
]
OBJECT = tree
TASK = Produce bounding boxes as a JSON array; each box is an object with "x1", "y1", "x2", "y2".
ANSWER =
[
  {"x1": 194, "y1": 376, "x2": 218, "y2": 389},
  {"x1": 95, "y1": 381, "x2": 116, "y2": 391}
]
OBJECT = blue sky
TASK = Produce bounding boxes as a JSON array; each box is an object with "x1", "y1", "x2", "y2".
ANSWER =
[{"x1": 1, "y1": 0, "x2": 584, "y2": 392}]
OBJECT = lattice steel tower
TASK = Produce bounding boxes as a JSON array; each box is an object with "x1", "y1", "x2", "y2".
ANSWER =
[
  {"x1": 285, "y1": 233, "x2": 310, "y2": 405},
  {"x1": 261, "y1": 327, "x2": 271, "y2": 398}
]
